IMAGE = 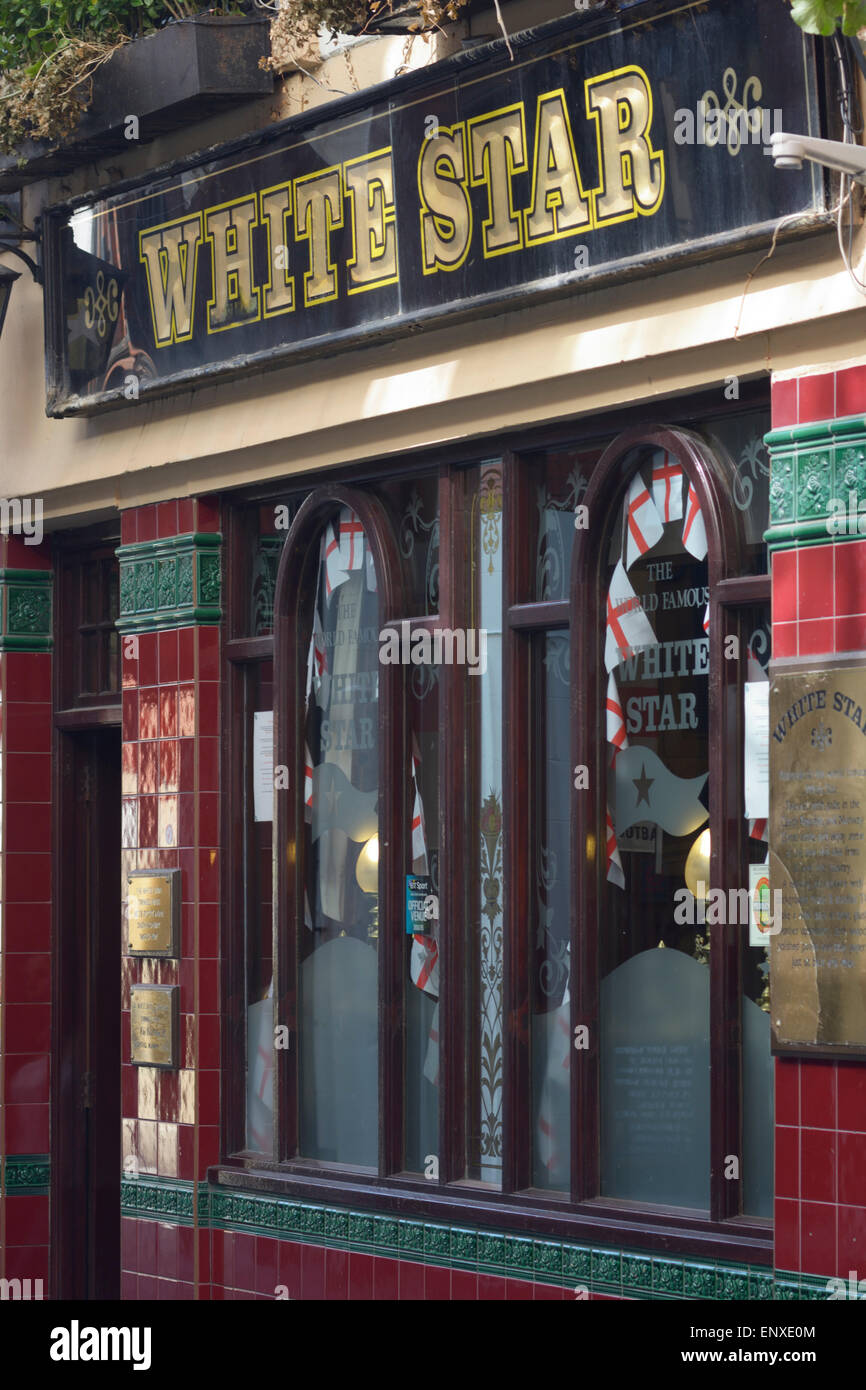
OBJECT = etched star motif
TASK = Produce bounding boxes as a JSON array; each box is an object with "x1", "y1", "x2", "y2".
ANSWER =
[{"x1": 633, "y1": 763, "x2": 654, "y2": 808}]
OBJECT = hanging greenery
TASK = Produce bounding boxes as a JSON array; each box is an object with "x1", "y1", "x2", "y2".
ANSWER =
[{"x1": 788, "y1": 0, "x2": 866, "y2": 34}]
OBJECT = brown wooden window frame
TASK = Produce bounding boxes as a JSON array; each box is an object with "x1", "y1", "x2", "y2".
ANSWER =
[{"x1": 217, "y1": 387, "x2": 772, "y2": 1267}]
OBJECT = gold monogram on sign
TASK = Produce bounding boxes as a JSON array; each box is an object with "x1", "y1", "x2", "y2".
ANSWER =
[
  {"x1": 701, "y1": 69, "x2": 764, "y2": 157},
  {"x1": 83, "y1": 270, "x2": 119, "y2": 339}
]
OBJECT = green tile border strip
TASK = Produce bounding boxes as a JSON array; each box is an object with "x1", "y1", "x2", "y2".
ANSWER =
[
  {"x1": 3, "y1": 1153, "x2": 50, "y2": 1194},
  {"x1": 120, "y1": 1172, "x2": 836, "y2": 1300},
  {"x1": 116, "y1": 532, "x2": 221, "y2": 633},
  {"x1": 765, "y1": 415, "x2": 866, "y2": 551},
  {"x1": 0, "y1": 568, "x2": 52, "y2": 651}
]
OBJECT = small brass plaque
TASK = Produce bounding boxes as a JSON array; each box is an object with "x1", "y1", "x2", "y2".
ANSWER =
[
  {"x1": 127, "y1": 869, "x2": 180, "y2": 957},
  {"x1": 770, "y1": 663, "x2": 866, "y2": 1057},
  {"x1": 130, "y1": 984, "x2": 178, "y2": 1069}
]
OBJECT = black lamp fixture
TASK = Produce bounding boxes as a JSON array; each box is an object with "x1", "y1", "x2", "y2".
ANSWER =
[{"x1": 0, "y1": 264, "x2": 20, "y2": 339}]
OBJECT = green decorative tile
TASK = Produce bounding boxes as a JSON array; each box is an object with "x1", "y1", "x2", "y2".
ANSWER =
[
  {"x1": 774, "y1": 1280, "x2": 800, "y2": 1300},
  {"x1": 349, "y1": 1213, "x2": 374, "y2": 1245},
  {"x1": 834, "y1": 443, "x2": 866, "y2": 512},
  {"x1": 797, "y1": 449, "x2": 832, "y2": 519},
  {"x1": 799, "y1": 1277, "x2": 831, "y2": 1300},
  {"x1": 619, "y1": 1252, "x2": 649, "y2": 1290},
  {"x1": 176, "y1": 553, "x2": 194, "y2": 606},
  {"x1": 424, "y1": 1224, "x2": 450, "y2": 1258},
  {"x1": 7, "y1": 584, "x2": 50, "y2": 636},
  {"x1": 749, "y1": 1270, "x2": 774, "y2": 1300},
  {"x1": 683, "y1": 1264, "x2": 716, "y2": 1298},
  {"x1": 211, "y1": 1191, "x2": 233, "y2": 1224},
  {"x1": 477, "y1": 1232, "x2": 506, "y2": 1268},
  {"x1": 233, "y1": 1195, "x2": 258, "y2": 1227},
  {"x1": 298, "y1": 1204, "x2": 325, "y2": 1237},
  {"x1": 562, "y1": 1244, "x2": 591, "y2": 1281},
  {"x1": 534, "y1": 1241, "x2": 562, "y2": 1277},
  {"x1": 157, "y1": 557, "x2": 176, "y2": 608},
  {"x1": 198, "y1": 551, "x2": 221, "y2": 607},
  {"x1": 505, "y1": 1236, "x2": 534, "y2": 1271},
  {"x1": 653, "y1": 1258, "x2": 684, "y2": 1295},
  {"x1": 716, "y1": 1267, "x2": 749, "y2": 1300},
  {"x1": 451, "y1": 1229, "x2": 477, "y2": 1264},
  {"x1": 398, "y1": 1219, "x2": 424, "y2": 1254},
  {"x1": 324, "y1": 1208, "x2": 349, "y2": 1241},
  {"x1": 373, "y1": 1216, "x2": 398, "y2": 1251},
  {"x1": 135, "y1": 559, "x2": 156, "y2": 612},
  {"x1": 769, "y1": 451, "x2": 795, "y2": 524},
  {"x1": 4, "y1": 1154, "x2": 50, "y2": 1192},
  {"x1": 120, "y1": 564, "x2": 136, "y2": 614}
]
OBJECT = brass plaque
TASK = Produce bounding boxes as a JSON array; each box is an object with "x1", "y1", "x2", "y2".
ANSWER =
[
  {"x1": 770, "y1": 664, "x2": 866, "y2": 1057},
  {"x1": 127, "y1": 869, "x2": 180, "y2": 957},
  {"x1": 130, "y1": 984, "x2": 179, "y2": 1069}
]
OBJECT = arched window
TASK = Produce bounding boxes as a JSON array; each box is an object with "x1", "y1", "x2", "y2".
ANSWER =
[{"x1": 572, "y1": 427, "x2": 773, "y2": 1218}]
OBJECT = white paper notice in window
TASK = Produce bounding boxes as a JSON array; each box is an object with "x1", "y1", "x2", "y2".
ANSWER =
[
  {"x1": 253, "y1": 709, "x2": 274, "y2": 822},
  {"x1": 744, "y1": 681, "x2": 769, "y2": 820}
]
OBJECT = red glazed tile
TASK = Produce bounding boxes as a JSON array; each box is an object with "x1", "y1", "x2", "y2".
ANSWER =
[
  {"x1": 157, "y1": 1223, "x2": 178, "y2": 1280},
  {"x1": 176, "y1": 1281, "x2": 195, "y2": 1300},
  {"x1": 775, "y1": 1125, "x2": 800, "y2": 1200},
  {"x1": 197, "y1": 1069, "x2": 219, "y2": 1126},
  {"x1": 836, "y1": 615, "x2": 866, "y2": 652},
  {"x1": 122, "y1": 639, "x2": 139, "y2": 691},
  {"x1": 4, "y1": 852, "x2": 51, "y2": 904},
  {"x1": 425, "y1": 1265, "x2": 451, "y2": 1301},
  {"x1": 139, "y1": 741, "x2": 158, "y2": 795},
  {"x1": 771, "y1": 377, "x2": 798, "y2": 429},
  {"x1": 774, "y1": 1197, "x2": 800, "y2": 1273},
  {"x1": 5, "y1": 1053, "x2": 49, "y2": 1104},
  {"x1": 197, "y1": 1125, "x2": 220, "y2": 1178},
  {"x1": 137, "y1": 505, "x2": 157, "y2": 544},
  {"x1": 159, "y1": 1071, "x2": 178, "y2": 1122},
  {"x1": 798, "y1": 619, "x2": 834, "y2": 656},
  {"x1": 302, "y1": 1244, "x2": 326, "y2": 1300},
  {"x1": 349, "y1": 1251, "x2": 375, "y2": 1301},
  {"x1": 138, "y1": 634, "x2": 158, "y2": 689},
  {"x1": 801, "y1": 1201, "x2": 837, "y2": 1277},
  {"x1": 199, "y1": 791, "x2": 220, "y2": 848},
  {"x1": 4, "y1": 653, "x2": 51, "y2": 703},
  {"x1": 178, "y1": 499, "x2": 195, "y2": 534},
  {"x1": 835, "y1": 365, "x2": 866, "y2": 418},
  {"x1": 122, "y1": 742, "x2": 139, "y2": 797},
  {"x1": 159, "y1": 688, "x2": 178, "y2": 739},
  {"x1": 5, "y1": 752, "x2": 50, "y2": 803},
  {"x1": 797, "y1": 546, "x2": 833, "y2": 622},
  {"x1": 5, "y1": 954, "x2": 51, "y2": 1006},
  {"x1": 199, "y1": 847, "x2": 220, "y2": 904},
  {"x1": 773, "y1": 623, "x2": 797, "y2": 658},
  {"x1": 159, "y1": 740, "x2": 178, "y2": 794},
  {"x1": 177, "y1": 794, "x2": 194, "y2": 849},
  {"x1": 177, "y1": 1124, "x2": 195, "y2": 1181},
  {"x1": 451, "y1": 1269, "x2": 478, "y2": 1300},
  {"x1": 802, "y1": 1059, "x2": 836, "y2": 1128},
  {"x1": 197, "y1": 1227, "x2": 211, "y2": 1286},
  {"x1": 838, "y1": 1204, "x2": 866, "y2": 1271},
  {"x1": 196, "y1": 496, "x2": 221, "y2": 532},
  {"x1": 199, "y1": 738, "x2": 220, "y2": 793},
  {"x1": 122, "y1": 1064, "x2": 138, "y2": 1118},
  {"x1": 835, "y1": 539, "x2": 866, "y2": 617},
  {"x1": 121, "y1": 510, "x2": 137, "y2": 545},
  {"x1": 178, "y1": 739, "x2": 196, "y2": 793},
  {"x1": 398, "y1": 1260, "x2": 425, "y2": 1300},
  {"x1": 776, "y1": 1058, "x2": 800, "y2": 1126},
  {"x1": 4, "y1": 1003, "x2": 50, "y2": 1054},
  {"x1": 139, "y1": 689, "x2": 158, "y2": 741},
  {"x1": 4, "y1": 703, "x2": 51, "y2": 753},
  {"x1": 5, "y1": 1194, "x2": 49, "y2": 1245},
  {"x1": 198, "y1": 1014, "x2": 220, "y2": 1070},
  {"x1": 325, "y1": 1248, "x2": 349, "y2": 1300},
  {"x1": 157, "y1": 500, "x2": 179, "y2": 539},
  {"x1": 5, "y1": 1245, "x2": 49, "y2": 1286},
  {"x1": 6, "y1": 802, "x2": 51, "y2": 854},
  {"x1": 277, "y1": 1240, "x2": 302, "y2": 1300},
  {"x1": 197, "y1": 626, "x2": 220, "y2": 682},
  {"x1": 534, "y1": 1282, "x2": 565, "y2": 1300},
  {"x1": 211, "y1": 1231, "x2": 228, "y2": 1288},
  {"x1": 122, "y1": 1219, "x2": 138, "y2": 1271},
  {"x1": 121, "y1": 1272, "x2": 138, "y2": 1300},
  {"x1": 138, "y1": 1220, "x2": 157, "y2": 1275},
  {"x1": 506, "y1": 1277, "x2": 533, "y2": 1300},
  {"x1": 234, "y1": 1234, "x2": 256, "y2": 1292},
  {"x1": 478, "y1": 1271, "x2": 507, "y2": 1299},
  {"x1": 802, "y1": 1128, "x2": 836, "y2": 1203},
  {"x1": 838, "y1": 1131, "x2": 866, "y2": 1206},
  {"x1": 158, "y1": 629, "x2": 179, "y2": 684},
  {"x1": 772, "y1": 548, "x2": 797, "y2": 623},
  {"x1": 178, "y1": 628, "x2": 196, "y2": 682},
  {"x1": 1, "y1": 535, "x2": 50, "y2": 570},
  {"x1": 138, "y1": 1274, "x2": 158, "y2": 1300},
  {"x1": 122, "y1": 691, "x2": 139, "y2": 742},
  {"x1": 373, "y1": 1256, "x2": 399, "y2": 1301},
  {"x1": 197, "y1": 681, "x2": 219, "y2": 738},
  {"x1": 138, "y1": 796, "x2": 158, "y2": 849},
  {"x1": 798, "y1": 372, "x2": 835, "y2": 425},
  {"x1": 178, "y1": 685, "x2": 195, "y2": 737},
  {"x1": 838, "y1": 1065, "x2": 866, "y2": 1132},
  {"x1": 255, "y1": 1237, "x2": 280, "y2": 1296},
  {"x1": 5, "y1": 903, "x2": 51, "y2": 954},
  {"x1": 198, "y1": 904, "x2": 219, "y2": 960}
]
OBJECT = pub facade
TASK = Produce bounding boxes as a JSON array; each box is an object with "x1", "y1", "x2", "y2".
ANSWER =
[{"x1": 1, "y1": 0, "x2": 865, "y2": 1301}]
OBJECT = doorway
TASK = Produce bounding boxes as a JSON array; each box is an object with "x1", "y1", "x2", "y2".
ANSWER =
[{"x1": 53, "y1": 725, "x2": 121, "y2": 1299}]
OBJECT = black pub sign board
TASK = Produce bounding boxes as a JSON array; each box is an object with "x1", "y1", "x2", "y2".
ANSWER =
[{"x1": 44, "y1": 0, "x2": 824, "y2": 416}]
